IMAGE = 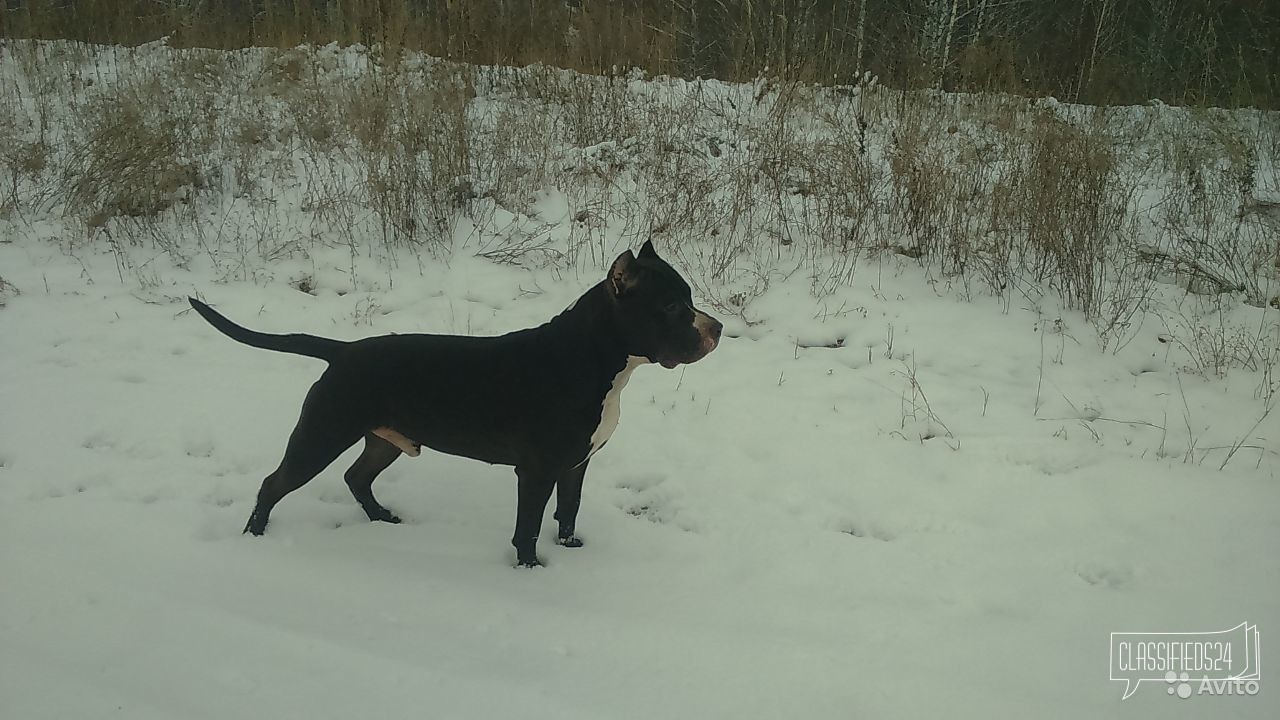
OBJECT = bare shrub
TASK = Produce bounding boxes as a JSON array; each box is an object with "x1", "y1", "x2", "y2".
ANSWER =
[
  {"x1": 1013, "y1": 108, "x2": 1128, "y2": 316},
  {"x1": 540, "y1": 67, "x2": 637, "y2": 150},
  {"x1": 1162, "y1": 295, "x2": 1280, "y2": 378},
  {"x1": 0, "y1": 100, "x2": 54, "y2": 216},
  {"x1": 882, "y1": 98, "x2": 947, "y2": 259},
  {"x1": 64, "y1": 86, "x2": 201, "y2": 220},
  {"x1": 792, "y1": 98, "x2": 884, "y2": 293},
  {"x1": 342, "y1": 61, "x2": 474, "y2": 248},
  {"x1": 473, "y1": 102, "x2": 556, "y2": 207},
  {"x1": 1153, "y1": 111, "x2": 1275, "y2": 306}
]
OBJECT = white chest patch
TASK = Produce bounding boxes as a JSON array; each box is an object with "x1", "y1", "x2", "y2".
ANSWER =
[{"x1": 588, "y1": 355, "x2": 649, "y2": 457}]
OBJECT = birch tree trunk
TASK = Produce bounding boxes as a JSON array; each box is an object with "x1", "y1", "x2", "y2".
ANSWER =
[
  {"x1": 1082, "y1": 0, "x2": 1114, "y2": 101},
  {"x1": 855, "y1": 0, "x2": 867, "y2": 77},
  {"x1": 936, "y1": 0, "x2": 960, "y2": 90}
]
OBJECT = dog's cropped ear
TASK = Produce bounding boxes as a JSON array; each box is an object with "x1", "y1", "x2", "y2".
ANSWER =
[
  {"x1": 608, "y1": 250, "x2": 640, "y2": 297},
  {"x1": 639, "y1": 239, "x2": 658, "y2": 259}
]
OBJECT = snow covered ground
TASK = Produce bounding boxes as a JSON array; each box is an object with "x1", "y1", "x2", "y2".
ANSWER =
[
  {"x1": 1, "y1": 40, "x2": 1278, "y2": 719},
  {"x1": 2, "y1": 236, "x2": 1276, "y2": 718}
]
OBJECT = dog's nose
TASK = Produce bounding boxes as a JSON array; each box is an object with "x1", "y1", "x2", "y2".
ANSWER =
[{"x1": 709, "y1": 320, "x2": 723, "y2": 340}]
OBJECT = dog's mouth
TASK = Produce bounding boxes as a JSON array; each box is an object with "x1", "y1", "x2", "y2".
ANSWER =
[
  {"x1": 658, "y1": 335, "x2": 720, "y2": 369},
  {"x1": 654, "y1": 310, "x2": 722, "y2": 368}
]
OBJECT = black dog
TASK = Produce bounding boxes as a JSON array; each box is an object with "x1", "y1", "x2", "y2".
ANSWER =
[{"x1": 190, "y1": 241, "x2": 721, "y2": 566}]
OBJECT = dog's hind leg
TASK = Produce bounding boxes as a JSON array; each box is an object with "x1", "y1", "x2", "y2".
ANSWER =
[
  {"x1": 244, "y1": 387, "x2": 362, "y2": 535},
  {"x1": 372, "y1": 427, "x2": 420, "y2": 456},
  {"x1": 344, "y1": 433, "x2": 403, "y2": 524}
]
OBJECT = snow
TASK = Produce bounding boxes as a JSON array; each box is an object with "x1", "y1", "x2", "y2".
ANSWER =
[
  {"x1": 1, "y1": 40, "x2": 1278, "y2": 719},
  {"x1": 3, "y1": 240, "x2": 1276, "y2": 718}
]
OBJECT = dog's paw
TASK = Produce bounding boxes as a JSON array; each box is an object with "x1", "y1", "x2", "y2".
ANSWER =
[
  {"x1": 515, "y1": 557, "x2": 544, "y2": 569},
  {"x1": 556, "y1": 535, "x2": 584, "y2": 548},
  {"x1": 367, "y1": 508, "x2": 402, "y2": 524}
]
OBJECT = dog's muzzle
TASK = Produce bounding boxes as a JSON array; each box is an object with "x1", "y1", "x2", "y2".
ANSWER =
[{"x1": 666, "y1": 310, "x2": 722, "y2": 367}]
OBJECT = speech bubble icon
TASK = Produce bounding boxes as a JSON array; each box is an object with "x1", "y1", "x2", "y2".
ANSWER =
[{"x1": 1110, "y1": 623, "x2": 1258, "y2": 699}]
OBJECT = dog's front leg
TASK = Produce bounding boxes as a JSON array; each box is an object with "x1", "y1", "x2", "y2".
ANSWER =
[
  {"x1": 554, "y1": 461, "x2": 587, "y2": 548},
  {"x1": 511, "y1": 466, "x2": 556, "y2": 567}
]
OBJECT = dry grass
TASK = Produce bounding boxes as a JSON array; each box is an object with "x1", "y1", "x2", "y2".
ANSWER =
[
  {"x1": 2, "y1": 38, "x2": 1275, "y2": 385},
  {"x1": 341, "y1": 62, "x2": 474, "y2": 248},
  {"x1": 64, "y1": 81, "x2": 205, "y2": 222},
  {"x1": 1152, "y1": 111, "x2": 1277, "y2": 308},
  {"x1": 1016, "y1": 109, "x2": 1130, "y2": 316}
]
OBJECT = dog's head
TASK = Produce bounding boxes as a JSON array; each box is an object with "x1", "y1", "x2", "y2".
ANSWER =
[{"x1": 606, "y1": 240, "x2": 722, "y2": 368}]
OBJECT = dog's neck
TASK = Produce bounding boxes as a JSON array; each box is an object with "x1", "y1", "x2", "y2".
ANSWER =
[{"x1": 549, "y1": 281, "x2": 634, "y2": 371}]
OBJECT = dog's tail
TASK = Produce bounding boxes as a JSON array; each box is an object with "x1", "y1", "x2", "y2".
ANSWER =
[{"x1": 188, "y1": 297, "x2": 346, "y2": 363}]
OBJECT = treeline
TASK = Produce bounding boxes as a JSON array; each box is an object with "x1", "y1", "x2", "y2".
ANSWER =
[{"x1": 3, "y1": 0, "x2": 1276, "y2": 108}]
